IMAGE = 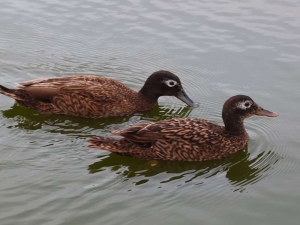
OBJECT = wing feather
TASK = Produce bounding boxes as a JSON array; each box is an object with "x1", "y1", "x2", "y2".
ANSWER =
[
  {"x1": 113, "y1": 118, "x2": 223, "y2": 145},
  {"x1": 17, "y1": 75, "x2": 137, "y2": 117}
]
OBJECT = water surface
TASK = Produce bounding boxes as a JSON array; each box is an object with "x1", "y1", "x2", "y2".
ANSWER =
[{"x1": 0, "y1": 0, "x2": 300, "y2": 224}]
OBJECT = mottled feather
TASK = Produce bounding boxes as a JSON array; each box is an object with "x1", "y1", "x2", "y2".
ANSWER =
[
  {"x1": 0, "y1": 71, "x2": 196, "y2": 118},
  {"x1": 90, "y1": 118, "x2": 247, "y2": 161},
  {"x1": 89, "y1": 95, "x2": 278, "y2": 161}
]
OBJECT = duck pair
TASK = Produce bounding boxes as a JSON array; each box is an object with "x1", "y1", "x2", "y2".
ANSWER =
[{"x1": 0, "y1": 71, "x2": 278, "y2": 161}]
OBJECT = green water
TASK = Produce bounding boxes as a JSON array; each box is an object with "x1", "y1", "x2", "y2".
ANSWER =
[{"x1": 0, "y1": 0, "x2": 299, "y2": 224}]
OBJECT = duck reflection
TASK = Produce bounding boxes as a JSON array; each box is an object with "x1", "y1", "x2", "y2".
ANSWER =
[
  {"x1": 0, "y1": 103, "x2": 193, "y2": 134},
  {"x1": 88, "y1": 146, "x2": 280, "y2": 192},
  {"x1": 1, "y1": 103, "x2": 132, "y2": 132}
]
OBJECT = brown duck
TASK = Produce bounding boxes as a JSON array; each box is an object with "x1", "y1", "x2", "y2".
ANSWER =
[
  {"x1": 0, "y1": 70, "x2": 196, "y2": 118},
  {"x1": 89, "y1": 95, "x2": 278, "y2": 161}
]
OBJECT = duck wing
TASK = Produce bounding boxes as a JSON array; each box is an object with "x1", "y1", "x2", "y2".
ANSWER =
[
  {"x1": 19, "y1": 75, "x2": 135, "y2": 118},
  {"x1": 112, "y1": 118, "x2": 222, "y2": 145},
  {"x1": 18, "y1": 75, "x2": 126, "y2": 100}
]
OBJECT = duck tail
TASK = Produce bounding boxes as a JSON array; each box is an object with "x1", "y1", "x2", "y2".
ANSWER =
[
  {"x1": 0, "y1": 85, "x2": 21, "y2": 100},
  {"x1": 88, "y1": 136, "x2": 155, "y2": 159},
  {"x1": 88, "y1": 136, "x2": 122, "y2": 152}
]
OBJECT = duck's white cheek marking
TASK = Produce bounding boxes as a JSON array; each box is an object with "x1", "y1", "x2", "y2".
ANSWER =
[
  {"x1": 164, "y1": 79, "x2": 177, "y2": 87},
  {"x1": 236, "y1": 101, "x2": 252, "y2": 110}
]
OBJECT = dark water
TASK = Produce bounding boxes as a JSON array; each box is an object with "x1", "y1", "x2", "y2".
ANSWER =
[{"x1": 0, "y1": 0, "x2": 299, "y2": 224}]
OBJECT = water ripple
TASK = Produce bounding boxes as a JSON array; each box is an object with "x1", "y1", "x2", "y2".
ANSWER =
[{"x1": 0, "y1": 0, "x2": 299, "y2": 224}]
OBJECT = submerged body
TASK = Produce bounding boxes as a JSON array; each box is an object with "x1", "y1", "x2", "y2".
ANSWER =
[
  {"x1": 0, "y1": 71, "x2": 196, "y2": 118},
  {"x1": 89, "y1": 95, "x2": 278, "y2": 161}
]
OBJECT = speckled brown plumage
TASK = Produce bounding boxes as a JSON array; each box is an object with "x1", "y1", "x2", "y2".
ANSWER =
[
  {"x1": 0, "y1": 71, "x2": 196, "y2": 118},
  {"x1": 89, "y1": 95, "x2": 278, "y2": 161}
]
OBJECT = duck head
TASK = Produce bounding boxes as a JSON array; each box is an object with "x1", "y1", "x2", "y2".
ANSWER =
[
  {"x1": 139, "y1": 70, "x2": 197, "y2": 107},
  {"x1": 222, "y1": 95, "x2": 278, "y2": 133}
]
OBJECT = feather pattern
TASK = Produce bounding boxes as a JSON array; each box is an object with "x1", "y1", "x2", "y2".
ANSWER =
[
  {"x1": 0, "y1": 71, "x2": 196, "y2": 118},
  {"x1": 89, "y1": 118, "x2": 248, "y2": 161},
  {"x1": 89, "y1": 95, "x2": 278, "y2": 161}
]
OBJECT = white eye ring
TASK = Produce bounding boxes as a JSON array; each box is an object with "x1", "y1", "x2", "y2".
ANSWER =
[
  {"x1": 164, "y1": 79, "x2": 177, "y2": 87},
  {"x1": 237, "y1": 100, "x2": 252, "y2": 110}
]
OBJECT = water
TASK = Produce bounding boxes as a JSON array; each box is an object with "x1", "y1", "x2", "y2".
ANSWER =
[{"x1": 0, "y1": 0, "x2": 299, "y2": 224}]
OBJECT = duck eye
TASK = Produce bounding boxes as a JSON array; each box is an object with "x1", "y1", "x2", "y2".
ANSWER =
[
  {"x1": 164, "y1": 79, "x2": 177, "y2": 87},
  {"x1": 236, "y1": 100, "x2": 252, "y2": 110},
  {"x1": 242, "y1": 101, "x2": 252, "y2": 109}
]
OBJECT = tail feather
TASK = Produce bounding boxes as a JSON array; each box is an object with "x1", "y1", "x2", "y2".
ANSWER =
[
  {"x1": 88, "y1": 136, "x2": 121, "y2": 152},
  {"x1": 0, "y1": 85, "x2": 13, "y2": 93},
  {"x1": 0, "y1": 85, "x2": 21, "y2": 100},
  {"x1": 88, "y1": 136, "x2": 157, "y2": 159},
  {"x1": 0, "y1": 85, "x2": 63, "y2": 114}
]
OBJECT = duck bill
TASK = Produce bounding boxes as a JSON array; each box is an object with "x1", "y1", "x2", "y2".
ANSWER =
[
  {"x1": 176, "y1": 88, "x2": 198, "y2": 107},
  {"x1": 255, "y1": 106, "x2": 279, "y2": 117}
]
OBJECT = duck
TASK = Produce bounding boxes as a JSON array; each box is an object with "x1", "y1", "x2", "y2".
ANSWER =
[
  {"x1": 0, "y1": 70, "x2": 197, "y2": 118},
  {"x1": 88, "y1": 95, "x2": 278, "y2": 161}
]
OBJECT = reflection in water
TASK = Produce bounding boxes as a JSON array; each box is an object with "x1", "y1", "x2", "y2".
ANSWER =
[
  {"x1": 88, "y1": 146, "x2": 280, "y2": 192},
  {"x1": 138, "y1": 104, "x2": 194, "y2": 121},
  {"x1": 0, "y1": 103, "x2": 194, "y2": 134},
  {"x1": 1, "y1": 103, "x2": 132, "y2": 132}
]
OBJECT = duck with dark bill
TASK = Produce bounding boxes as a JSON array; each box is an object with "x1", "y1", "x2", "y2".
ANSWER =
[
  {"x1": 0, "y1": 70, "x2": 197, "y2": 118},
  {"x1": 89, "y1": 95, "x2": 278, "y2": 161}
]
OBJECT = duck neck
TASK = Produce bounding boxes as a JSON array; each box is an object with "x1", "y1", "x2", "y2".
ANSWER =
[
  {"x1": 138, "y1": 86, "x2": 160, "y2": 102},
  {"x1": 222, "y1": 113, "x2": 246, "y2": 135}
]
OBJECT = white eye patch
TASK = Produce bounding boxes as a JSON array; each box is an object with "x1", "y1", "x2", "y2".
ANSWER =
[
  {"x1": 236, "y1": 100, "x2": 252, "y2": 110},
  {"x1": 164, "y1": 79, "x2": 178, "y2": 87}
]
